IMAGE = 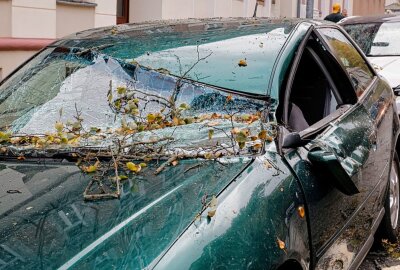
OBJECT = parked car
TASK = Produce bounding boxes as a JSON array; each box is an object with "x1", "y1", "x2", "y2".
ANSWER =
[
  {"x1": 0, "y1": 18, "x2": 398, "y2": 270},
  {"x1": 340, "y1": 14, "x2": 400, "y2": 113}
]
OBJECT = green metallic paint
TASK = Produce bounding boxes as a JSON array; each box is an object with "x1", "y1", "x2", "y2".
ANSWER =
[
  {"x1": 152, "y1": 150, "x2": 309, "y2": 270},
  {"x1": 0, "y1": 159, "x2": 250, "y2": 269}
]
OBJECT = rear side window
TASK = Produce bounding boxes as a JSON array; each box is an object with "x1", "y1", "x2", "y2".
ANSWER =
[{"x1": 317, "y1": 28, "x2": 374, "y2": 97}]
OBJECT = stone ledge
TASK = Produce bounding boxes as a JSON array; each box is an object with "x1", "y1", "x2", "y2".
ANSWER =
[{"x1": 56, "y1": 0, "x2": 97, "y2": 8}]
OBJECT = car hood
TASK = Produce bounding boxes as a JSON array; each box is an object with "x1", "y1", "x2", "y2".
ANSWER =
[
  {"x1": 368, "y1": 56, "x2": 400, "y2": 88},
  {"x1": 0, "y1": 158, "x2": 251, "y2": 269}
]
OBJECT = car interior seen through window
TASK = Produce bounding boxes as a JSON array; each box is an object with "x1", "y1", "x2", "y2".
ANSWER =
[{"x1": 285, "y1": 34, "x2": 345, "y2": 132}]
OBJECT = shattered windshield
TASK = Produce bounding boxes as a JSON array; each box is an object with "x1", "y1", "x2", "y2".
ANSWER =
[
  {"x1": 0, "y1": 22, "x2": 292, "y2": 159},
  {"x1": 343, "y1": 22, "x2": 400, "y2": 56}
]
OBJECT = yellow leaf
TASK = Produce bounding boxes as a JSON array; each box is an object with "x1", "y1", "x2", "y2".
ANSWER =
[
  {"x1": 82, "y1": 160, "x2": 100, "y2": 173},
  {"x1": 211, "y1": 113, "x2": 220, "y2": 119},
  {"x1": 253, "y1": 143, "x2": 262, "y2": 150},
  {"x1": 61, "y1": 136, "x2": 68, "y2": 144},
  {"x1": 10, "y1": 137, "x2": 21, "y2": 144},
  {"x1": 55, "y1": 121, "x2": 64, "y2": 132},
  {"x1": 204, "y1": 152, "x2": 214, "y2": 159},
  {"x1": 277, "y1": 238, "x2": 285, "y2": 250},
  {"x1": 184, "y1": 118, "x2": 194, "y2": 124},
  {"x1": 179, "y1": 103, "x2": 190, "y2": 110},
  {"x1": 235, "y1": 132, "x2": 247, "y2": 143},
  {"x1": 250, "y1": 136, "x2": 258, "y2": 141},
  {"x1": 238, "y1": 141, "x2": 246, "y2": 149},
  {"x1": 264, "y1": 161, "x2": 273, "y2": 169},
  {"x1": 241, "y1": 114, "x2": 251, "y2": 121},
  {"x1": 126, "y1": 162, "x2": 141, "y2": 173},
  {"x1": 84, "y1": 165, "x2": 97, "y2": 173},
  {"x1": 117, "y1": 86, "x2": 127, "y2": 95},
  {"x1": 119, "y1": 175, "x2": 128, "y2": 180},
  {"x1": 147, "y1": 114, "x2": 156, "y2": 123},
  {"x1": 209, "y1": 195, "x2": 217, "y2": 208},
  {"x1": 208, "y1": 195, "x2": 218, "y2": 217},
  {"x1": 207, "y1": 121, "x2": 219, "y2": 127},
  {"x1": 172, "y1": 117, "x2": 179, "y2": 126},
  {"x1": 231, "y1": 127, "x2": 240, "y2": 135},
  {"x1": 258, "y1": 130, "x2": 267, "y2": 140},
  {"x1": 0, "y1": 132, "x2": 10, "y2": 143},
  {"x1": 238, "y1": 59, "x2": 247, "y2": 67},
  {"x1": 114, "y1": 100, "x2": 121, "y2": 109},
  {"x1": 139, "y1": 162, "x2": 147, "y2": 168},
  {"x1": 171, "y1": 160, "x2": 179, "y2": 166},
  {"x1": 226, "y1": 95, "x2": 233, "y2": 102},
  {"x1": 208, "y1": 129, "x2": 214, "y2": 140}
]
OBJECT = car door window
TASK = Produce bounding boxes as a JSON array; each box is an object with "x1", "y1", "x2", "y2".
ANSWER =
[
  {"x1": 317, "y1": 28, "x2": 374, "y2": 97},
  {"x1": 287, "y1": 46, "x2": 339, "y2": 132},
  {"x1": 282, "y1": 34, "x2": 344, "y2": 133}
]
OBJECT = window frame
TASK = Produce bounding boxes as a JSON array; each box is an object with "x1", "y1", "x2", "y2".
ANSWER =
[
  {"x1": 117, "y1": 0, "x2": 129, "y2": 25},
  {"x1": 280, "y1": 26, "x2": 360, "y2": 139}
]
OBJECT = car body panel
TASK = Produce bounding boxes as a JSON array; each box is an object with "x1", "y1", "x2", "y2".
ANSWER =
[
  {"x1": 0, "y1": 159, "x2": 250, "y2": 269},
  {"x1": 152, "y1": 149, "x2": 309, "y2": 270},
  {"x1": 284, "y1": 76, "x2": 395, "y2": 268},
  {"x1": 368, "y1": 57, "x2": 400, "y2": 88}
]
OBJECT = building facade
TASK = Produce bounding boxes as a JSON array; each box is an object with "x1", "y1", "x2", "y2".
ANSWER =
[
  {"x1": 0, "y1": 0, "x2": 386, "y2": 80},
  {"x1": 0, "y1": 0, "x2": 116, "y2": 80}
]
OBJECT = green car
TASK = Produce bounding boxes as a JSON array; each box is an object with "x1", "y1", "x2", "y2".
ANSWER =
[{"x1": 0, "y1": 18, "x2": 398, "y2": 270}]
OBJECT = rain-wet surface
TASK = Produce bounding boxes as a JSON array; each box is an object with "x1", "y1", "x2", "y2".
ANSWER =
[{"x1": 362, "y1": 241, "x2": 400, "y2": 269}]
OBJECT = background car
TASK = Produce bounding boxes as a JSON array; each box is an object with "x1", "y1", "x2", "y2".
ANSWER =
[
  {"x1": 0, "y1": 18, "x2": 398, "y2": 270},
  {"x1": 340, "y1": 14, "x2": 400, "y2": 113}
]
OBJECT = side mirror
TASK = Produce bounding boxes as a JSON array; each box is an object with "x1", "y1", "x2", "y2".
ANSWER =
[
  {"x1": 308, "y1": 148, "x2": 359, "y2": 195},
  {"x1": 282, "y1": 132, "x2": 308, "y2": 148}
]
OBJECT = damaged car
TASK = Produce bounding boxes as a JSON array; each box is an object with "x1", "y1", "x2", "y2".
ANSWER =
[{"x1": 0, "y1": 18, "x2": 398, "y2": 270}]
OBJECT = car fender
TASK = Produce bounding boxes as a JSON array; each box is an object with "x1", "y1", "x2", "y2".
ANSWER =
[{"x1": 151, "y1": 150, "x2": 310, "y2": 270}]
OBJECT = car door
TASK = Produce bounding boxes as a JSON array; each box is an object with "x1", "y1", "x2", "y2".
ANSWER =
[{"x1": 281, "y1": 26, "x2": 393, "y2": 269}]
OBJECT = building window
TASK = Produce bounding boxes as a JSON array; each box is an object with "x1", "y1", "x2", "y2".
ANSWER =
[{"x1": 117, "y1": 0, "x2": 129, "y2": 24}]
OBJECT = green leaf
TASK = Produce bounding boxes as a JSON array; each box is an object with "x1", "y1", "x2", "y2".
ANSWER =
[{"x1": 208, "y1": 129, "x2": 214, "y2": 140}]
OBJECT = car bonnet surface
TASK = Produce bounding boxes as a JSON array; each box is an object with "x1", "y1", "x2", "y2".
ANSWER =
[{"x1": 0, "y1": 158, "x2": 250, "y2": 269}]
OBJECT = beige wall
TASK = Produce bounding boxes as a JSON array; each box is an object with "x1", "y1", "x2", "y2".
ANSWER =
[
  {"x1": 1, "y1": 0, "x2": 117, "y2": 39},
  {"x1": 353, "y1": 0, "x2": 385, "y2": 15},
  {"x1": 56, "y1": 4, "x2": 95, "y2": 38},
  {"x1": 0, "y1": 0, "x2": 12, "y2": 37},
  {"x1": 163, "y1": 0, "x2": 194, "y2": 19},
  {"x1": 95, "y1": 0, "x2": 116, "y2": 27},
  {"x1": 280, "y1": 0, "x2": 298, "y2": 17},
  {"x1": 194, "y1": 0, "x2": 215, "y2": 18},
  {"x1": 0, "y1": 50, "x2": 36, "y2": 80},
  {"x1": 128, "y1": 0, "x2": 272, "y2": 22},
  {"x1": 12, "y1": 1, "x2": 56, "y2": 38},
  {"x1": 129, "y1": 0, "x2": 163, "y2": 22}
]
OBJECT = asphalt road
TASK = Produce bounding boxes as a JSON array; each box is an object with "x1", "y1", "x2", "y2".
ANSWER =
[{"x1": 361, "y1": 243, "x2": 400, "y2": 269}]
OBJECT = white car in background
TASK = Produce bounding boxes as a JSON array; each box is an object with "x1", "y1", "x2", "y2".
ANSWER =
[{"x1": 340, "y1": 15, "x2": 400, "y2": 111}]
